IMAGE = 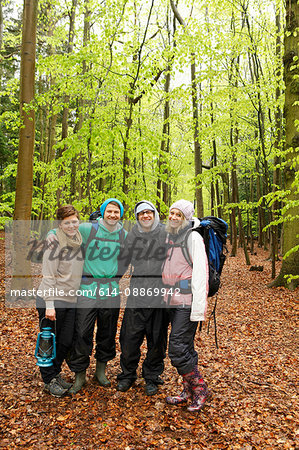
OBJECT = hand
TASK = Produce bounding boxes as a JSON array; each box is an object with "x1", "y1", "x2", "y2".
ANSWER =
[
  {"x1": 46, "y1": 233, "x2": 58, "y2": 248},
  {"x1": 45, "y1": 308, "x2": 56, "y2": 321}
]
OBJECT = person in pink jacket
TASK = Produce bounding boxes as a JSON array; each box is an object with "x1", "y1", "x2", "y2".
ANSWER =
[{"x1": 162, "y1": 199, "x2": 210, "y2": 412}]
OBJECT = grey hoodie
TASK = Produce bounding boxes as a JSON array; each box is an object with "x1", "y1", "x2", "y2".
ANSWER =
[
  {"x1": 134, "y1": 200, "x2": 160, "y2": 233},
  {"x1": 118, "y1": 201, "x2": 168, "y2": 306}
]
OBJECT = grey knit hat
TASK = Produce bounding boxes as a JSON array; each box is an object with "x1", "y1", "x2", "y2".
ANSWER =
[{"x1": 169, "y1": 199, "x2": 194, "y2": 220}]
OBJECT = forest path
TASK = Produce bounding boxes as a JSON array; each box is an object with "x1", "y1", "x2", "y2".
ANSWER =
[{"x1": 0, "y1": 232, "x2": 298, "y2": 449}]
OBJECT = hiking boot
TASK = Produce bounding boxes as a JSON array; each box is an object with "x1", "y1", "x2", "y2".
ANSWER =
[
  {"x1": 156, "y1": 376, "x2": 164, "y2": 385},
  {"x1": 116, "y1": 379, "x2": 134, "y2": 392},
  {"x1": 56, "y1": 374, "x2": 72, "y2": 390},
  {"x1": 94, "y1": 361, "x2": 111, "y2": 387},
  {"x1": 44, "y1": 377, "x2": 68, "y2": 398},
  {"x1": 145, "y1": 381, "x2": 158, "y2": 396},
  {"x1": 68, "y1": 371, "x2": 86, "y2": 394}
]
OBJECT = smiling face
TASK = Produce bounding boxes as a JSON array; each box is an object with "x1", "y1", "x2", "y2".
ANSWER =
[
  {"x1": 168, "y1": 208, "x2": 184, "y2": 229},
  {"x1": 59, "y1": 214, "x2": 80, "y2": 237},
  {"x1": 103, "y1": 203, "x2": 121, "y2": 230},
  {"x1": 137, "y1": 209, "x2": 155, "y2": 231}
]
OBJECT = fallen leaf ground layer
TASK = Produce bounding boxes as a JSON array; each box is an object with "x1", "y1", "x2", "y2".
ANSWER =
[{"x1": 0, "y1": 232, "x2": 298, "y2": 449}]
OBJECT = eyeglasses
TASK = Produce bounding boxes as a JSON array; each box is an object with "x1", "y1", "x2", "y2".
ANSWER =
[{"x1": 138, "y1": 210, "x2": 154, "y2": 216}]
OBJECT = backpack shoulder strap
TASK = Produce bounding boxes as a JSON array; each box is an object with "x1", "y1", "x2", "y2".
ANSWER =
[
  {"x1": 182, "y1": 228, "x2": 193, "y2": 267},
  {"x1": 119, "y1": 227, "x2": 125, "y2": 246},
  {"x1": 82, "y1": 221, "x2": 99, "y2": 255}
]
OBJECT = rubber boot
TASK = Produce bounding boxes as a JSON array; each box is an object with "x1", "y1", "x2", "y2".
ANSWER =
[
  {"x1": 68, "y1": 371, "x2": 86, "y2": 394},
  {"x1": 166, "y1": 376, "x2": 191, "y2": 405},
  {"x1": 185, "y1": 367, "x2": 211, "y2": 412},
  {"x1": 94, "y1": 361, "x2": 111, "y2": 387}
]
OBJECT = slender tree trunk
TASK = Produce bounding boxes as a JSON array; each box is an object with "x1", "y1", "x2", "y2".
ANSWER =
[
  {"x1": 170, "y1": 0, "x2": 203, "y2": 216},
  {"x1": 157, "y1": 7, "x2": 174, "y2": 215},
  {"x1": 122, "y1": 0, "x2": 157, "y2": 203},
  {"x1": 159, "y1": 65, "x2": 171, "y2": 214},
  {"x1": 220, "y1": 171, "x2": 230, "y2": 227},
  {"x1": 230, "y1": 142, "x2": 238, "y2": 257},
  {"x1": 271, "y1": 7, "x2": 283, "y2": 278},
  {"x1": 255, "y1": 153, "x2": 266, "y2": 248},
  {"x1": 249, "y1": 174, "x2": 255, "y2": 254},
  {"x1": 191, "y1": 58, "x2": 203, "y2": 217},
  {"x1": 210, "y1": 89, "x2": 221, "y2": 217},
  {"x1": 238, "y1": 209, "x2": 251, "y2": 265},
  {"x1": 69, "y1": 1, "x2": 90, "y2": 205},
  {"x1": 244, "y1": 6, "x2": 271, "y2": 251},
  {"x1": 0, "y1": 0, "x2": 3, "y2": 88},
  {"x1": 56, "y1": 0, "x2": 77, "y2": 205}
]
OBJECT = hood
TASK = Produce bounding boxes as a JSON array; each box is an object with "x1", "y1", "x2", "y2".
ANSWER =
[
  {"x1": 134, "y1": 200, "x2": 160, "y2": 233},
  {"x1": 192, "y1": 217, "x2": 201, "y2": 228}
]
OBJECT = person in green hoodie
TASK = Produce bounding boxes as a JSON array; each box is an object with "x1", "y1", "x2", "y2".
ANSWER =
[{"x1": 66, "y1": 198, "x2": 126, "y2": 394}]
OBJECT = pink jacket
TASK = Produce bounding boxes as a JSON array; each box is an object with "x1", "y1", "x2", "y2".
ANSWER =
[{"x1": 162, "y1": 218, "x2": 209, "y2": 321}]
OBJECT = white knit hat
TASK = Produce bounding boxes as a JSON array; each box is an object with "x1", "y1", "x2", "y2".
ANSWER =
[{"x1": 169, "y1": 200, "x2": 194, "y2": 220}]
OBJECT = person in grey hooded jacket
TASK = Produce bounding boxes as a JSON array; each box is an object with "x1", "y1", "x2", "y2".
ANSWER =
[{"x1": 116, "y1": 201, "x2": 168, "y2": 395}]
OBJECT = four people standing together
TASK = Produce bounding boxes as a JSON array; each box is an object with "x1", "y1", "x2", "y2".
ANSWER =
[{"x1": 37, "y1": 198, "x2": 210, "y2": 411}]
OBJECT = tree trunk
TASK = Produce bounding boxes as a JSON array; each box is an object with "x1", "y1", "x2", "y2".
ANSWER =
[
  {"x1": 122, "y1": 0, "x2": 156, "y2": 204},
  {"x1": 230, "y1": 146, "x2": 238, "y2": 257},
  {"x1": 220, "y1": 171, "x2": 230, "y2": 227},
  {"x1": 160, "y1": 65, "x2": 171, "y2": 214},
  {"x1": 270, "y1": 0, "x2": 299, "y2": 289},
  {"x1": 12, "y1": 0, "x2": 37, "y2": 293},
  {"x1": 238, "y1": 209, "x2": 251, "y2": 265},
  {"x1": 271, "y1": 7, "x2": 283, "y2": 279},
  {"x1": 249, "y1": 174, "x2": 255, "y2": 254},
  {"x1": 170, "y1": 0, "x2": 203, "y2": 216},
  {"x1": 56, "y1": 0, "x2": 77, "y2": 205},
  {"x1": 0, "y1": 0, "x2": 3, "y2": 87},
  {"x1": 210, "y1": 89, "x2": 221, "y2": 217},
  {"x1": 191, "y1": 59, "x2": 203, "y2": 217}
]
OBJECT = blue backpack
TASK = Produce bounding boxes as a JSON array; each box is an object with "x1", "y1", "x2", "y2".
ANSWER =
[
  {"x1": 183, "y1": 216, "x2": 228, "y2": 297},
  {"x1": 89, "y1": 210, "x2": 101, "y2": 222}
]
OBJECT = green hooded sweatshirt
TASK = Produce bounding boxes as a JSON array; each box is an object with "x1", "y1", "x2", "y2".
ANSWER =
[
  {"x1": 79, "y1": 218, "x2": 127, "y2": 299},
  {"x1": 49, "y1": 218, "x2": 126, "y2": 300}
]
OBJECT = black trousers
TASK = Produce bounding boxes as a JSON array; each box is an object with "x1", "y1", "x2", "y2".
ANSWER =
[
  {"x1": 117, "y1": 307, "x2": 168, "y2": 383},
  {"x1": 67, "y1": 296, "x2": 120, "y2": 373},
  {"x1": 36, "y1": 298, "x2": 76, "y2": 385},
  {"x1": 168, "y1": 307, "x2": 198, "y2": 375}
]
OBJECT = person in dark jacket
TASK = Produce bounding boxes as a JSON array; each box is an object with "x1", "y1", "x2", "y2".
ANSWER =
[{"x1": 116, "y1": 201, "x2": 168, "y2": 395}]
